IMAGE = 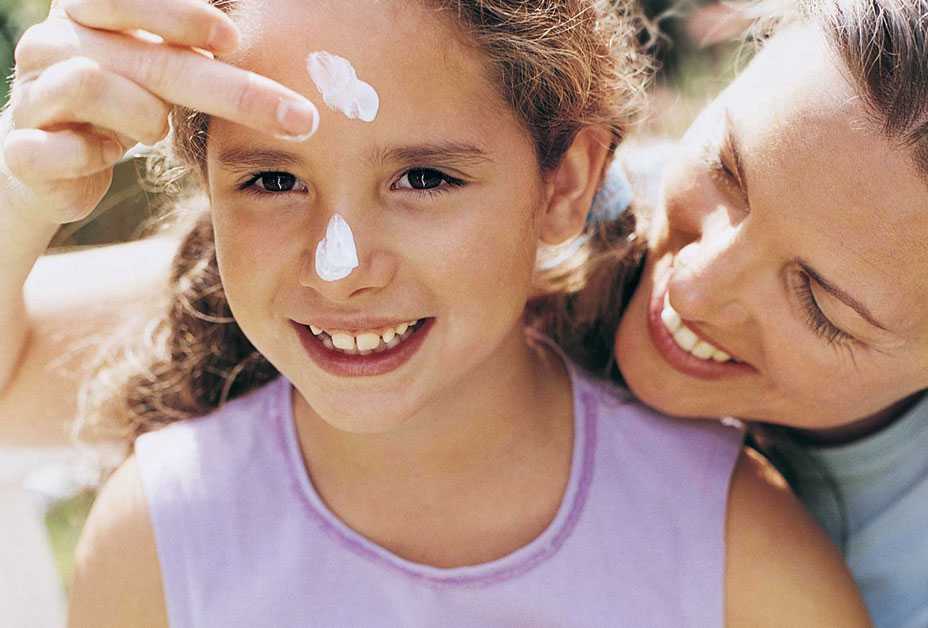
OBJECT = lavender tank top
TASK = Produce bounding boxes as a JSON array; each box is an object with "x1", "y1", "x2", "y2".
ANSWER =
[{"x1": 135, "y1": 360, "x2": 743, "y2": 627}]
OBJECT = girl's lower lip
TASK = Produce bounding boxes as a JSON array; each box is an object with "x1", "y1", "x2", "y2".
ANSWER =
[
  {"x1": 646, "y1": 283, "x2": 754, "y2": 381},
  {"x1": 290, "y1": 318, "x2": 433, "y2": 378}
]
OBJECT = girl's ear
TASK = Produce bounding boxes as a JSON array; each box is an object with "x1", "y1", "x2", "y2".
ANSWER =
[{"x1": 538, "y1": 126, "x2": 612, "y2": 245}]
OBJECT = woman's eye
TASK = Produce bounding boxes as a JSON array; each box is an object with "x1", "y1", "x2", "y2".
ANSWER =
[
  {"x1": 706, "y1": 153, "x2": 749, "y2": 206},
  {"x1": 793, "y1": 271, "x2": 856, "y2": 348},
  {"x1": 239, "y1": 172, "x2": 306, "y2": 195},
  {"x1": 394, "y1": 169, "x2": 465, "y2": 195}
]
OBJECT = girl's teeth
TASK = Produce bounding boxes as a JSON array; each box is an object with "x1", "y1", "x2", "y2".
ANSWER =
[
  {"x1": 311, "y1": 319, "x2": 421, "y2": 355},
  {"x1": 331, "y1": 332, "x2": 357, "y2": 352},
  {"x1": 356, "y1": 332, "x2": 381, "y2": 352},
  {"x1": 660, "y1": 298, "x2": 733, "y2": 363}
]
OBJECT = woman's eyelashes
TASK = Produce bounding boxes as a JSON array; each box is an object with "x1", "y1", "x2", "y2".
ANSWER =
[
  {"x1": 706, "y1": 144, "x2": 748, "y2": 205},
  {"x1": 792, "y1": 270, "x2": 856, "y2": 347},
  {"x1": 236, "y1": 168, "x2": 466, "y2": 199}
]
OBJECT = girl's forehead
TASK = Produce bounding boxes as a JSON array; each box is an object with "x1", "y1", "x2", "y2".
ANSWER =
[
  {"x1": 222, "y1": 0, "x2": 506, "y2": 131},
  {"x1": 229, "y1": 0, "x2": 466, "y2": 80}
]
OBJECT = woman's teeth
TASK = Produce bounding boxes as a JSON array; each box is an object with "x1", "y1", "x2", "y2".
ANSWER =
[
  {"x1": 660, "y1": 297, "x2": 732, "y2": 363},
  {"x1": 308, "y1": 320, "x2": 420, "y2": 355}
]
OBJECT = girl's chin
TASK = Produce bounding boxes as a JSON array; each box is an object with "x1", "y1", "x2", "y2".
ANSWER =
[{"x1": 293, "y1": 385, "x2": 427, "y2": 435}]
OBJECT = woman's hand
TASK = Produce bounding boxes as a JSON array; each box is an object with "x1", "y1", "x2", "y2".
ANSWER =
[{"x1": 3, "y1": 0, "x2": 320, "y2": 225}]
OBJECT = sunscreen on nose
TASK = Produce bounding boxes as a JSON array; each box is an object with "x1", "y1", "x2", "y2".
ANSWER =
[
  {"x1": 307, "y1": 51, "x2": 380, "y2": 122},
  {"x1": 315, "y1": 214, "x2": 360, "y2": 282}
]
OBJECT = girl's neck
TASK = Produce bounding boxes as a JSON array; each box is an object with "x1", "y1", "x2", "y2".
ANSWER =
[{"x1": 293, "y1": 327, "x2": 573, "y2": 483}]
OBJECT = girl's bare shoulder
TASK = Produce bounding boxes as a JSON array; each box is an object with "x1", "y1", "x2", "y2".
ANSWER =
[
  {"x1": 725, "y1": 448, "x2": 871, "y2": 627},
  {"x1": 68, "y1": 454, "x2": 169, "y2": 628}
]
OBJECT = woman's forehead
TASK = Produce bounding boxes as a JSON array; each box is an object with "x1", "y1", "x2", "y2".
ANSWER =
[{"x1": 715, "y1": 25, "x2": 928, "y2": 335}]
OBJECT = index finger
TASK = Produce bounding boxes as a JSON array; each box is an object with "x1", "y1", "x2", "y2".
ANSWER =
[
  {"x1": 62, "y1": 26, "x2": 320, "y2": 141},
  {"x1": 59, "y1": 0, "x2": 240, "y2": 55}
]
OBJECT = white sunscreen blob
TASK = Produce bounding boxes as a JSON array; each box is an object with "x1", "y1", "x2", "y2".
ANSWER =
[
  {"x1": 315, "y1": 214, "x2": 360, "y2": 282},
  {"x1": 306, "y1": 51, "x2": 380, "y2": 122}
]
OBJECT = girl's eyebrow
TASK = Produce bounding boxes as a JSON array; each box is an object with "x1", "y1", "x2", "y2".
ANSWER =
[
  {"x1": 216, "y1": 147, "x2": 304, "y2": 172},
  {"x1": 215, "y1": 142, "x2": 493, "y2": 172},
  {"x1": 370, "y1": 141, "x2": 493, "y2": 168},
  {"x1": 797, "y1": 259, "x2": 889, "y2": 331}
]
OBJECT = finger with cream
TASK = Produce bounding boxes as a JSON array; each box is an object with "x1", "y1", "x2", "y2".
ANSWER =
[
  {"x1": 307, "y1": 51, "x2": 380, "y2": 122},
  {"x1": 315, "y1": 214, "x2": 360, "y2": 282}
]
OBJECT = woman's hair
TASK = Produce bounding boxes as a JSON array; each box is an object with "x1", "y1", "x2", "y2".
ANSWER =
[
  {"x1": 76, "y1": 0, "x2": 651, "y2": 449},
  {"x1": 753, "y1": 0, "x2": 928, "y2": 170}
]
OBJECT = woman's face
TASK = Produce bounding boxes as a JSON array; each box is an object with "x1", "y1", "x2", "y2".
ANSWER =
[
  {"x1": 617, "y1": 24, "x2": 928, "y2": 430},
  {"x1": 203, "y1": 0, "x2": 548, "y2": 433}
]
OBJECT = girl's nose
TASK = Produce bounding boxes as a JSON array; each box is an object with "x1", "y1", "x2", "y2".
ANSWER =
[
  {"x1": 667, "y1": 213, "x2": 753, "y2": 328},
  {"x1": 298, "y1": 212, "x2": 398, "y2": 303}
]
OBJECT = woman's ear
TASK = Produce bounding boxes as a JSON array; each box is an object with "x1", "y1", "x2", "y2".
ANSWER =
[{"x1": 538, "y1": 126, "x2": 612, "y2": 245}]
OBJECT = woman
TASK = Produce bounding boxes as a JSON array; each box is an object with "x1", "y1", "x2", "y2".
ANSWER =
[{"x1": 607, "y1": 2, "x2": 928, "y2": 626}]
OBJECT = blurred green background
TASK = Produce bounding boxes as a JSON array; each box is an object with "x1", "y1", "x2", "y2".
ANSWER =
[{"x1": 1, "y1": 0, "x2": 743, "y2": 598}]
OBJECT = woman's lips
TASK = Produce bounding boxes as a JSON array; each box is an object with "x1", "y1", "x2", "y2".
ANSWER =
[
  {"x1": 291, "y1": 317, "x2": 434, "y2": 378},
  {"x1": 646, "y1": 278, "x2": 755, "y2": 381}
]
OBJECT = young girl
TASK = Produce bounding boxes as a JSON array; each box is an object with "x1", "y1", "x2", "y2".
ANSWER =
[{"x1": 2, "y1": 0, "x2": 867, "y2": 626}]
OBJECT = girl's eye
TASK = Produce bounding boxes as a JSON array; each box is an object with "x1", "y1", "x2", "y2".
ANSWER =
[
  {"x1": 238, "y1": 172, "x2": 307, "y2": 195},
  {"x1": 793, "y1": 271, "x2": 856, "y2": 348},
  {"x1": 394, "y1": 168, "x2": 465, "y2": 196}
]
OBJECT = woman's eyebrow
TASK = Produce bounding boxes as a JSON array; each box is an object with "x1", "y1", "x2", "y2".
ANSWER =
[{"x1": 797, "y1": 259, "x2": 889, "y2": 331}]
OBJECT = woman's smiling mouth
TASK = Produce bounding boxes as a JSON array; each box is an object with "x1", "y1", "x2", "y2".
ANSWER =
[
  {"x1": 646, "y1": 271, "x2": 755, "y2": 381},
  {"x1": 659, "y1": 294, "x2": 733, "y2": 362}
]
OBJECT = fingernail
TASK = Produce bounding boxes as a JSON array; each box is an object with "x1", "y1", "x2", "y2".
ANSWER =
[
  {"x1": 208, "y1": 20, "x2": 240, "y2": 55},
  {"x1": 276, "y1": 99, "x2": 320, "y2": 141},
  {"x1": 103, "y1": 140, "x2": 124, "y2": 163}
]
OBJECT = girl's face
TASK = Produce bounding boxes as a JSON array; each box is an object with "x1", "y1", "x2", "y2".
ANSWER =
[
  {"x1": 617, "y1": 24, "x2": 928, "y2": 430},
  {"x1": 204, "y1": 1, "x2": 549, "y2": 432}
]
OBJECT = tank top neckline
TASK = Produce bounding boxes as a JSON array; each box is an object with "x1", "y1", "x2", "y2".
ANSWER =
[{"x1": 270, "y1": 341, "x2": 598, "y2": 587}]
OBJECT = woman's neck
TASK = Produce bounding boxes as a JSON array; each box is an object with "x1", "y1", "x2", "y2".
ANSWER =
[{"x1": 792, "y1": 390, "x2": 926, "y2": 447}]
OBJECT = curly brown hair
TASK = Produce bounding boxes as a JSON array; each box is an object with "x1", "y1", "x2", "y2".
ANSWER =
[{"x1": 76, "y1": 0, "x2": 652, "y2": 450}]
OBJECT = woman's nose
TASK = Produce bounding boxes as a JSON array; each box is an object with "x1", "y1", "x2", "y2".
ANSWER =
[
  {"x1": 667, "y1": 214, "x2": 753, "y2": 328},
  {"x1": 298, "y1": 212, "x2": 398, "y2": 303}
]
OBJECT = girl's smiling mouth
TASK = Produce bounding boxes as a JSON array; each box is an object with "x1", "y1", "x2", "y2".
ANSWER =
[
  {"x1": 290, "y1": 318, "x2": 434, "y2": 378},
  {"x1": 309, "y1": 319, "x2": 421, "y2": 355}
]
